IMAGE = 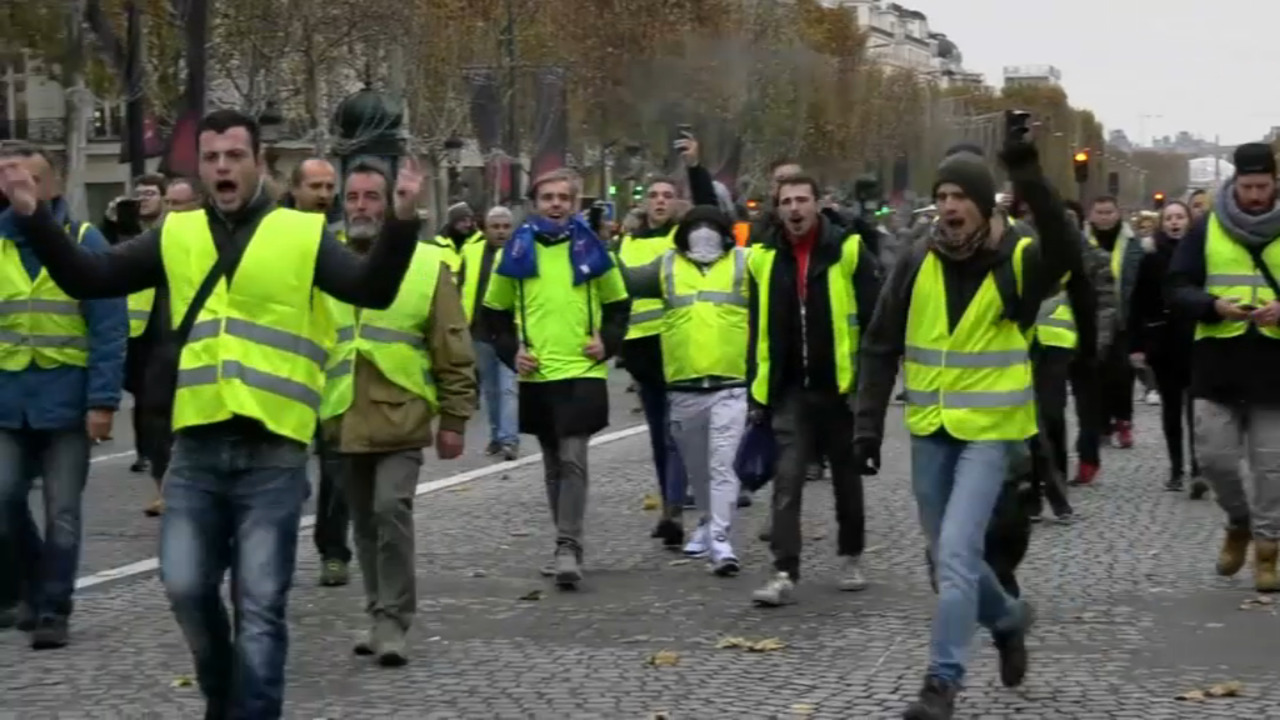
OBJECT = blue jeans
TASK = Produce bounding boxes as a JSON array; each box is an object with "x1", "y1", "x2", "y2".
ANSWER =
[
  {"x1": 0, "y1": 428, "x2": 90, "y2": 618},
  {"x1": 159, "y1": 430, "x2": 310, "y2": 719},
  {"x1": 636, "y1": 380, "x2": 687, "y2": 508},
  {"x1": 911, "y1": 433, "x2": 1024, "y2": 685},
  {"x1": 474, "y1": 340, "x2": 518, "y2": 446}
]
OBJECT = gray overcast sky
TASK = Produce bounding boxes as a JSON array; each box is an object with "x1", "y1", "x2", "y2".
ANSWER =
[{"x1": 914, "y1": 0, "x2": 1278, "y2": 146}]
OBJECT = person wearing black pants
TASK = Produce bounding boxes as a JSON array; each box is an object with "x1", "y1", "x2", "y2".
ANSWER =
[
  {"x1": 1029, "y1": 346, "x2": 1074, "y2": 520},
  {"x1": 1129, "y1": 201, "x2": 1204, "y2": 495},
  {"x1": 314, "y1": 431, "x2": 352, "y2": 586}
]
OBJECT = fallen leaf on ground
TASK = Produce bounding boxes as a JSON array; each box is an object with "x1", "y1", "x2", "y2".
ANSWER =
[
  {"x1": 641, "y1": 494, "x2": 660, "y2": 511},
  {"x1": 647, "y1": 650, "x2": 680, "y2": 667},
  {"x1": 517, "y1": 589, "x2": 542, "y2": 601},
  {"x1": 448, "y1": 486, "x2": 469, "y2": 493},
  {"x1": 170, "y1": 675, "x2": 194, "y2": 688},
  {"x1": 668, "y1": 559, "x2": 692, "y2": 566},
  {"x1": 1240, "y1": 596, "x2": 1275, "y2": 610},
  {"x1": 716, "y1": 636, "x2": 786, "y2": 652},
  {"x1": 790, "y1": 703, "x2": 816, "y2": 715},
  {"x1": 1207, "y1": 681, "x2": 1243, "y2": 697},
  {"x1": 1176, "y1": 681, "x2": 1243, "y2": 701}
]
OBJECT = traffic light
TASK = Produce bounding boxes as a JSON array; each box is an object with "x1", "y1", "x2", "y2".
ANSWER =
[
  {"x1": 1072, "y1": 150, "x2": 1089, "y2": 184},
  {"x1": 1153, "y1": 192, "x2": 1166, "y2": 209},
  {"x1": 632, "y1": 184, "x2": 644, "y2": 201},
  {"x1": 607, "y1": 184, "x2": 617, "y2": 197},
  {"x1": 745, "y1": 198, "x2": 760, "y2": 211}
]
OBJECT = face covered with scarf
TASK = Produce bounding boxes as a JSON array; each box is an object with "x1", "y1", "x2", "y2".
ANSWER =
[
  {"x1": 675, "y1": 205, "x2": 734, "y2": 265},
  {"x1": 931, "y1": 150, "x2": 999, "y2": 261}
]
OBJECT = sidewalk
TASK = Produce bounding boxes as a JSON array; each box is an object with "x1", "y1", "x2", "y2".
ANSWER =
[{"x1": 3, "y1": 406, "x2": 1278, "y2": 719}]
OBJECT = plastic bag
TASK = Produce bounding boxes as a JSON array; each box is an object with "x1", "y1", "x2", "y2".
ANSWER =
[{"x1": 734, "y1": 423, "x2": 778, "y2": 493}]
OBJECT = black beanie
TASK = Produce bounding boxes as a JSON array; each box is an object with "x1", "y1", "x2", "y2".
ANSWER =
[
  {"x1": 933, "y1": 151, "x2": 996, "y2": 219},
  {"x1": 1234, "y1": 143, "x2": 1277, "y2": 177}
]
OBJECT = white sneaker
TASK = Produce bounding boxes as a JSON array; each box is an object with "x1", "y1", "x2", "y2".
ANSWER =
[
  {"x1": 709, "y1": 533, "x2": 740, "y2": 577},
  {"x1": 837, "y1": 556, "x2": 868, "y2": 592},
  {"x1": 683, "y1": 522, "x2": 709, "y2": 558},
  {"x1": 751, "y1": 571, "x2": 796, "y2": 606},
  {"x1": 1145, "y1": 389, "x2": 1161, "y2": 405}
]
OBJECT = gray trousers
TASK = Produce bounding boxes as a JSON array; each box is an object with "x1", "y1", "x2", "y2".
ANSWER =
[
  {"x1": 1194, "y1": 400, "x2": 1280, "y2": 539},
  {"x1": 539, "y1": 435, "x2": 590, "y2": 555},
  {"x1": 343, "y1": 449, "x2": 422, "y2": 630},
  {"x1": 669, "y1": 388, "x2": 747, "y2": 541}
]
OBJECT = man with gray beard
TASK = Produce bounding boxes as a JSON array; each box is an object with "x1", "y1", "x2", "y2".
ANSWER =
[{"x1": 322, "y1": 159, "x2": 476, "y2": 664}]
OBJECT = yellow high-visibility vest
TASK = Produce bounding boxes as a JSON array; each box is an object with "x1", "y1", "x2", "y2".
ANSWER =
[
  {"x1": 162, "y1": 208, "x2": 333, "y2": 444},
  {"x1": 460, "y1": 240, "x2": 502, "y2": 324},
  {"x1": 127, "y1": 288, "x2": 155, "y2": 338},
  {"x1": 321, "y1": 243, "x2": 441, "y2": 419},
  {"x1": 748, "y1": 237, "x2": 861, "y2": 405},
  {"x1": 1035, "y1": 274, "x2": 1076, "y2": 349},
  {"x1": 0, "y1": 223, "x2": 91, "y2": 370},
  {"x1": 618, "y1": 227, "x2": 677, "y2": 340},
  {"x1": 430, "y1": 230, "x2": 482, "y2": 276},
  {"x1": 1196, "y1": 213, "x2": 1280, "y2": 341},
  {"x1": 904, "y1": 237, "x2": 1037, "y2": 441},
  {"x1": 659, "y1": 248, "x2": 750, "y2": 383}
]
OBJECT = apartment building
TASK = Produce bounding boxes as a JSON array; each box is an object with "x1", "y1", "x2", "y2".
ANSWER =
[
  {"x1": 823, "y1": 0, "x2": 986, "y2": 88},
  {"x1": 1, "y1": 50, "x2": 156, "y2": 222}
]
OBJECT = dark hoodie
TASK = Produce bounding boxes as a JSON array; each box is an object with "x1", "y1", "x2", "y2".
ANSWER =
[
  {"x1": 852, "y1": 145, "x2": 1073, "y2": 446},
  {"x1": 746, "y1": 214, "x2": 881, "y2": 407}
]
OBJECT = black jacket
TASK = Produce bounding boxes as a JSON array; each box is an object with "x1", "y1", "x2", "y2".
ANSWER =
[
  {"x1": 1129, "y1": 234, "x2": 1192, "y2": 371},
  {"x1": 745, "y1": 216, "x2": 881, "y2": 408},
  {"x1": 1168, "y1": 215, "x2": 1280, "y2": 404},
  {"x1": 853, "y1": 152, "x2": 1073, "y2": 445}
]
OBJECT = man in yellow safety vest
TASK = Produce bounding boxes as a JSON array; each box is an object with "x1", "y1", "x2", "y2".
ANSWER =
[{"x1": 0, "y1": 108, "x2": 422, "y2": 719}]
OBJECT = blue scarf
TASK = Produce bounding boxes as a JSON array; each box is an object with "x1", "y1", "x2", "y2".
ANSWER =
[{"x1": 495, "y1": 214, "x2": 614, "y2": 285}]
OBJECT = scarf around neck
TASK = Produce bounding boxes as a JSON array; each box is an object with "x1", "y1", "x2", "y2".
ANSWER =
[
  {"x1": 930, "y1": 213, "x2": 1002, "y2": 261},
  {"x1": 1214, "y1": 177, "x2": 1280, "y2": 251}
]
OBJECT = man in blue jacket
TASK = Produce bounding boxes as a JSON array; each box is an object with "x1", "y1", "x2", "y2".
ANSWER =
[{"x1": 0, "y1": 145, "x2": 126, "y2": 649}]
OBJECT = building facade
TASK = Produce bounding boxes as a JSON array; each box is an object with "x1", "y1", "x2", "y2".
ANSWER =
[
  {"x1": 1002, "y1": 64, "x2": 1062, "y2": 89},
  {"x1": 825, "y1": 0, "x2": 985, "y2": 87}
]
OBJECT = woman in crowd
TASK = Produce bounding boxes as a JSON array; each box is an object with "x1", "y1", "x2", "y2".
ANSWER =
[{"x1": 1128, "y1": 201, "x2": 1204, "y2": 496}]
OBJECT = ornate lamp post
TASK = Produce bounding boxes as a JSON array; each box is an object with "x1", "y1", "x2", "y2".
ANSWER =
[
  {"x1": 331, "y1": 85, "x2": 405, "y2": 194},
  {"x1": 443, "y1": 135, "x2": 464, "y2": 200}
]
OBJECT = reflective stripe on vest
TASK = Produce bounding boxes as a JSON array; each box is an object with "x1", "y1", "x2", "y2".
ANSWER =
[
  {"x1": 619, "y1": 227, "x2": 677, "y2": 339},
  {"x1": 659, "y1": 248, "x2": 750, "y2": 383},
  {"x1": 127, "y1": 287, "x2": 156, "y2": 338},
  {"x1": 1196, "y1": 213, "x2": 1280, "y2": 341},
  {"x1": 321, "y1": 243, "x2": 442, "y2": 419},
  {"x1": 163, "y1": 208, "x2": 331, "y2": 445},
  {"x1": 0, "y1": 222, "x2": 91, "y2": 370},
  {"x1": 903, "y1": 236, "x2": 1037, "y2": 441},
  {"x1": 748, "y1": 235, "x2": 861, "y2": 405},
  {"x1": 1035, "y1": 287, "x2": 1077, "y2": 350},
  {"x1": 460, "y1": 240, "x2": 500, "y2": 324}
]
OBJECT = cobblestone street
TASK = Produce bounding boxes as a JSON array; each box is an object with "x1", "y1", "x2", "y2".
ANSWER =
[{"x1": 3, "y1": 402, "x2": 1279, "y2": 719}]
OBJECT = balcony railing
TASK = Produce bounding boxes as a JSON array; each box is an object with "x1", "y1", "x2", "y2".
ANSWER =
[{"x1": 0, "y1": 118, "x2": 67, "y2": 144}]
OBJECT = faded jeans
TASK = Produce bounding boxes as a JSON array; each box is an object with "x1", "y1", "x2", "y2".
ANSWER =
[
  {"x1": 474, "y1": 340, "x2": 519, "y2": 446},
  {"x1": 1194, "y1": 400, "x2": 1280, "y2": 539},
  {"x1": 159, "y1": 430, "x2": 311, "y2": 720},
  {"x1": 0, "y1": 428, "x2": 90, "y2": 618},
  {"x1": 911, "y1": 433, "x2": 1025, "y2": 685}
]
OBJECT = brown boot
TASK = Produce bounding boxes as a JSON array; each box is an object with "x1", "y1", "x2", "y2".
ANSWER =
[
  {"x1": 1217, "y1": 526, "x2": 1252, "y2": 577},
  {"x1": 1254, "y1": 539, "x2": 1279, "y2": 593}
]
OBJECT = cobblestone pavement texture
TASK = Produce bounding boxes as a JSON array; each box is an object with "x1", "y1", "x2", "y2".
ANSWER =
[
  {"x1": 4, "y1": 400, "x2": 1280, "y2": 719},
  {"x1": 46, "y1": 376, "x2": 642, "y2": 577}
]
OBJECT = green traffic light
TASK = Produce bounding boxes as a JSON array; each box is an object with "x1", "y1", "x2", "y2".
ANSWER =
[{"x1": 608, "y1": 184, "x2": 618, "y2": 195}]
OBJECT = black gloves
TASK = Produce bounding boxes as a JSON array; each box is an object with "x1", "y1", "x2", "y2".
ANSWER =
[
  {"x1": 852, "y1": 437, "x2": 881, "y2": 476},
  {"x1": 998, "y1": 139, "x2": 1039, "y2": 172},
  {"x1": 747, "y1": 402, "x2": 769, "y2": 426}
]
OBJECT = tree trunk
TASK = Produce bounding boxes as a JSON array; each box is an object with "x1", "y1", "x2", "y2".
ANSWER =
[{"x1": 63, "y1": 0, "x2": 90, "y2": 221}]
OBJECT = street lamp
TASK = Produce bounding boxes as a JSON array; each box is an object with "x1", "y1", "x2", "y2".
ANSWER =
[
  {"x1": 444, "y1": 136, "x2": 464, "y2": 200},
  {"x1": 257, "y1": 101, "x2": 284, "y2": 176}
]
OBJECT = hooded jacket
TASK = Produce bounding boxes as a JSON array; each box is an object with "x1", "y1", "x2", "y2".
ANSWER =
[{"x1": 1168, "y1": 180, "x2": 1280, "y2": 404}]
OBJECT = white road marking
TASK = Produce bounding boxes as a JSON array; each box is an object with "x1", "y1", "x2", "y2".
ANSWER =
[{"x1": 74, "y1": 424, "x2": 649, "y2": 590}]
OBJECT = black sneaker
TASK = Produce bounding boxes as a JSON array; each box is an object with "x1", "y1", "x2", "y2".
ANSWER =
[
  {"x1": 30, "y1": 615, "x2": 69, "y2": 650},
  {"x1": 655, "y1": 518, "x2": 684, "y2": 548},
  {"x1": 1165, "y1": 472, "x2": 1184, "y2": 492},
  {"x1": 129, "y1": 456, "x2": 149, "y2": 473},
  {"x1": 484, "y1": 442, "x2": 501, "y2": 456},
  {"x1": 1189, "y1": 478, "x2": 1209, "y2": 500},
  {"x1": 0, "y1": 605, "x2": 16, "y2": 630},
  {"x1": 736, "y1": 491, "x2": 753, "y2": 508},
  {"x1": 902, "y1": 676, "x2": 956, "y2": 720},
  {"x1": 993, "y1": 602, "x2": 1034, "y2": 687}
]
